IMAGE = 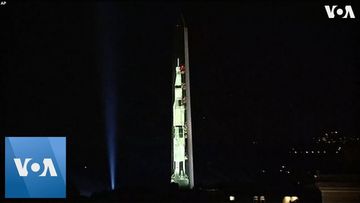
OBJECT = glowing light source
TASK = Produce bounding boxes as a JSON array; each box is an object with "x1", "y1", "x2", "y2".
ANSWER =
[
  {"x1": 283, "y1": 196, "x2": 291, "y2": 203},
  {"x1": 229, "y1": 195, "x2": 235, "y2": 201},
  {"x1": 283, "y1": 196, "x2": 299, "y2": 203}
]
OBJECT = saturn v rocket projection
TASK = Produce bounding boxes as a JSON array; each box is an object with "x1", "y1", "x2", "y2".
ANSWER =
[{"x1": 171, "y1": 18, "x2": 194, "y2": 189}]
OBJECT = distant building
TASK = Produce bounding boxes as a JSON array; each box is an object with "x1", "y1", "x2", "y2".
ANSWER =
[{"x1": 316, "y1": 175, "x2": 360, "y2": 203}]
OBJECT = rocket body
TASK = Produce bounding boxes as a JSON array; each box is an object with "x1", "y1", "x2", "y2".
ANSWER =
[{"x1": 171, "y1": 22, "x2": 194, "y2": 189}]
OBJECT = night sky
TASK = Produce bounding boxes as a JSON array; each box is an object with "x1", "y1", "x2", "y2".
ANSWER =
[{"x1": 2, "y1": 1, "x2": 360, "y2": 196}]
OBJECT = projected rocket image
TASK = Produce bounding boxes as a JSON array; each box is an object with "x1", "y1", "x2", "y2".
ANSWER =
[{"x1": 171, "y1": 19, "x2": 194, "y2": 189}]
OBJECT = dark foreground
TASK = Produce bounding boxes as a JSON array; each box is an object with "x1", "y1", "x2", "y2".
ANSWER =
[{"x1": 2, "y1": 186, "x2": 322, "y2": 203}]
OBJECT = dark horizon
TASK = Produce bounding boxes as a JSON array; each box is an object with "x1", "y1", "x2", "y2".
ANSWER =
[{"x1": 1, "y1": 1, "x2": 360, "y2": 197}]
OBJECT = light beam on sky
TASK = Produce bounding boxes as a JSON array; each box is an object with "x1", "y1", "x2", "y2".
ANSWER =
[
  {"x1": 103, "y1": 50, "x2": 117, "y2": 191},
  {"x1": 97, "y1": 2, "x2": 120, "y2": 191}
]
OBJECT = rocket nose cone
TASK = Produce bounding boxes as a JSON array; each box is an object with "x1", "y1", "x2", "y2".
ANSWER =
[{"x1": 176, "y1": 13, "x2": 186, "y2": 27}]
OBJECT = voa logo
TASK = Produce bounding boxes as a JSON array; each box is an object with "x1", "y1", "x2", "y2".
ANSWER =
[
  {"x1": 324, "y1": 5, "x2": 355, "y2": 18},
  {"x1": 14, "y1": 158, "x2": 58, "y2": 177},
  {"x1": 5, "y1": 137, "x2": 66, "y2": 198}
]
